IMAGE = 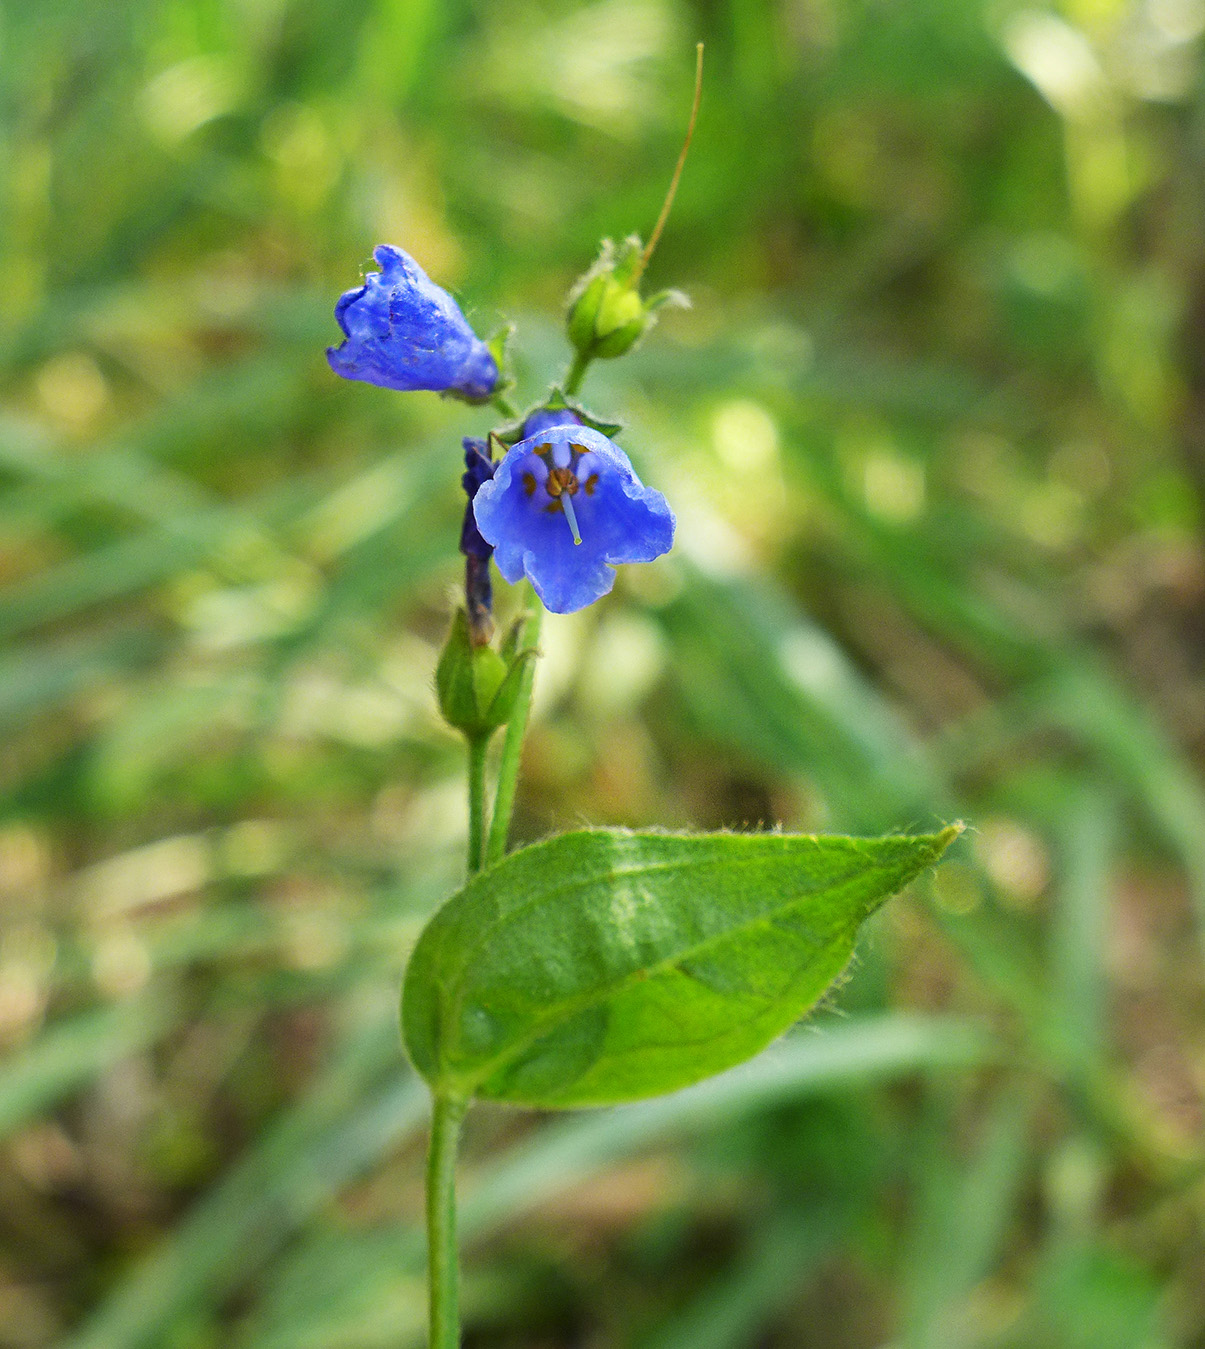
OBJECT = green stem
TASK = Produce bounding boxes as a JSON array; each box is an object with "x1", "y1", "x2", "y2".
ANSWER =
[
  {"x1": 425, "y1": 1094, "x2": 466, "y2": 1349},
  {"x1": 466, "y1": 735, "x2": 490, "y2": 875},
  {"x1": 485, "y1": 598, "x2": 543, "y2": 865},
  {"x1": 490, "y1": 392, "x2": 518, "y2": 420},
  {"x1": 564, "y1": 350, "x2": 591, "y2": 398}
]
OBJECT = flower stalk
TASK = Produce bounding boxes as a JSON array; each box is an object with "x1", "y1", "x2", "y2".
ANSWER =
[
  {"x1": 466, "y1": 735, "x2": 490, "y2": 875},
  {"x1": 564, "y1": 349, "x2": 591, "y2": 397},
  {"x1": 486, "y1": 596, "x2": 543, "y2": 866},
  {"x1": 634, "y1": 43, "x2": 704, "y2": 282},
  {"x1": 425, "y1": 1094, "x2": 466, "y2": 1349}
]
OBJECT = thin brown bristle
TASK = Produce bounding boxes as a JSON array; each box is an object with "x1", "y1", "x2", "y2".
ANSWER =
[{"x1": 635, "y1": 43, "x2": 704, "y2": 279}]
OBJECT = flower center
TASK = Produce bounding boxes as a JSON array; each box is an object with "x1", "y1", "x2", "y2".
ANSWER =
[
  {"x1": 544, "y1": 465, "x2": 573, "y2": 494},
  {"x1": 518, "y1": 442, "x2": 602, "y2": 547}
]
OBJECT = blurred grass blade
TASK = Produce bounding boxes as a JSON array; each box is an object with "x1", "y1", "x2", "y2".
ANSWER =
[
  {"x1": 0, "y1": 524, "x2": 229, "y2": 641},
  {"x1": 639, "y1": 1212, "x2": 842, "y2": 1349},
  {"x1": 1049, "y1": 783, "x2": 1117, "y2": 1078},
  {"x1": 0, "y1": 997, "x2": 170, "y2": 1140},
  {"x1": 240, "y1": 1015, "x2": 991, "y2": 1349},
  {"x1": 901, "y1": 1087, "x2": 1033, "y2": 1349},
  {"x1": 461, "y1": 1014, "x2": 991, "y2": 1239},
  {"x1": 0, "y1": 630, "x2": 162, "y2": 732},
  {"x1": 1039, "y1": 663, "x2": 1205, "y2": 950},
  {"x1": 62, "y1": 1013, "x2": 424, "y2": 1349},
  {"x1": 658, "y1": 571, "x2": 948, "y2": 830}
]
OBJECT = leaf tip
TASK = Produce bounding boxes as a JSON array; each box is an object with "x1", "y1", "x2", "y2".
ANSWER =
[
  {"x1": 922, "y1": 822, "x2": 966, "y2": 868},
  {"x1": 936, "y1": 821, "x2": 966, "y2": 850}
]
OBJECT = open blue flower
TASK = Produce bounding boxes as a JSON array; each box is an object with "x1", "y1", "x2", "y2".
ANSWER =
[
  {"x1": 327, "y1": 245, "x2": 498, "y2": 400},
  {"x1": 473, "y1": 423, "x2": 674, "y2": 614}
]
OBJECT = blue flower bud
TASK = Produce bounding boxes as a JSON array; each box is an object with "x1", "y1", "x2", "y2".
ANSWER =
[
  {"x1": 472, "y1": 424, "x2": 674, "y2": 614},
  {"x1": 460, "y1": 438, "x2": 497, "y2": 645},
  {"x1": 327, "y1": 245, "x2": 498, "y2": 401}
]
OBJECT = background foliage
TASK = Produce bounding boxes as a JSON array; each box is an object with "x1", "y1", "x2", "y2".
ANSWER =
[{"x1": 1, "y1": 0, "x2": 1204, "y2": 1345}]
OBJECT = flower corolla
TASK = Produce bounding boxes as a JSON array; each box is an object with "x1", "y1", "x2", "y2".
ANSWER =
[
  {"x1": 327, "y1": 245, "x2": 498, "y2": 400},
  {"x1": 472, "y1": 423, "x2": 673, "y2": 614}
]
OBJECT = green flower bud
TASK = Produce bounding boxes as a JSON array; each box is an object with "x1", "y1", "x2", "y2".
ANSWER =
[
  {"x1": 436, "y1": 609, "x2": 536, "y2": 739},
  {"x1": 593, "y1": 284, "x2": 646, "y2": 357},
  {"x1": 566, "y1": 271, "x2": 609, "y2": 352},
  {"x1": 566, "y1": 236, "x2": 689, "y2": 363}
]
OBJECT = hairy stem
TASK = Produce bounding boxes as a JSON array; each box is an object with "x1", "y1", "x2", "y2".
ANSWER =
[
  {"x1": 486, "y1": 597, "x2": 543, "y2": 865},
  {"x1": 466, "y1": 735, "x2": 490, "y2": 875},
  {"x1": 425, "y1": 1094, "x2": 466, "y2": 1349},
  {"x1": 564, "y1": 350, "x2": 591, "y2": 397}
]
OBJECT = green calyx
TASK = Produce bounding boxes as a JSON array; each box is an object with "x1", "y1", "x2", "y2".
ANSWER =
[
  {"x1": 490, "y1": 388, "x2": 624, "y2": 446},
  {"x1": 436, "y1": 609, "x2": 537, "y2": 740}
]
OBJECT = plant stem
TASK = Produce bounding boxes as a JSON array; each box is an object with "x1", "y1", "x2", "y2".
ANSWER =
[
  {"x1": 490, "y1": 392, "x2": 518, "y2": 420},
  {"x1": 429, "y1": 712, "x2": 492, "y2": 1349},
  {"x1": 564, "y1": 350, "x2": 591, "y2": 397},
  {"x1": 485, "y1": 597, "x2": 543, "y2": 865},
  {"x1": 466, "y1": 735, "x2": 490, "y2": 875},
  {"x1": 434, "y1": 596, "x2": 541, "y2": 1346},
  {"x1": 425, "y1": 1094, "x2": 466, "y2": 1349}
]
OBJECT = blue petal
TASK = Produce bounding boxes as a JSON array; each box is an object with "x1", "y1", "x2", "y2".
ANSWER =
[
  {"x1": 472, "y1": 426, "x2": 674, "y2": 614},
  {"x1": 327, "y1": 245, "x2": 498, "y2": 399}
]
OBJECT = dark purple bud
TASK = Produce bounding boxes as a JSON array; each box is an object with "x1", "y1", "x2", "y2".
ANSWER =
[{"x1": 460, "y1": 438, "x2": 496, "y2": 562}]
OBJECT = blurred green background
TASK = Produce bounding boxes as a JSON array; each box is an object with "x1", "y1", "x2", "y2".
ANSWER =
[{"x1": 2, "y1": 0, "x2": 1204, "y2": 1345}]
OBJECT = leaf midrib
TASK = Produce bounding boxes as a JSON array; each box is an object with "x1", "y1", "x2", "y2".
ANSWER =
[
  {"x1": 440, "y1": 835, "x2": 877, "y2": 995},
  {"x1": 494, "y1": 927, "x2": 860, "y2": 1107},
  {"x1": 438, "y1": 851, "x2": 919, "y2": 1095}
]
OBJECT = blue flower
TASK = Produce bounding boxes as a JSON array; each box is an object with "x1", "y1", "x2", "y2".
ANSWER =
[
  {"x1": 327, "y1": 245, "x2": 498, "y2": 400},
  {"x1": 473, "y1": 423, "x2": 674, "y2": 614}
]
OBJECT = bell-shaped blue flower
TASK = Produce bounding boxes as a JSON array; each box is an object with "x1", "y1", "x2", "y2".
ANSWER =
[
  {"x1": 472, "y1": 423, "x2": 674, "y2": 614},
  {"x1": 327, "y1": 245, "x2": 498, "y2": 400}
]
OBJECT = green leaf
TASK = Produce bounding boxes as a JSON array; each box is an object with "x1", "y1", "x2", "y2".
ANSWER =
[{"x1": 401, "y1": 826, "x2": 961, "y2": 1108}]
